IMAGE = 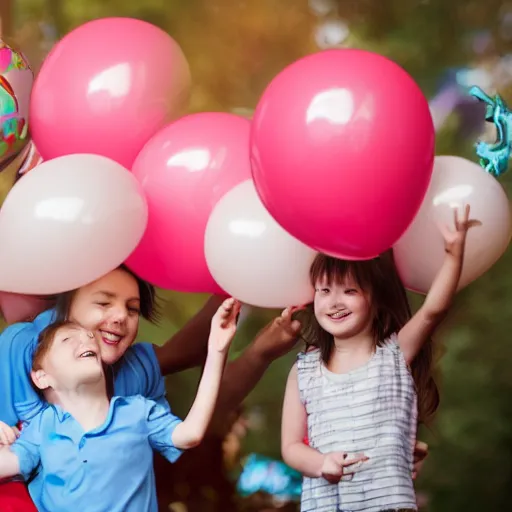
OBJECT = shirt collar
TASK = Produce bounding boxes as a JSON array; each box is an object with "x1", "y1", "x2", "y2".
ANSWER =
[{"x1": 49, "y1": 396, "x2": 129, "y2": 431}]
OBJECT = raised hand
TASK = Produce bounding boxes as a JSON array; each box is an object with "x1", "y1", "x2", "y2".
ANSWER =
[
  {"x1": 440, "y1": 204, "x2": 481, "y2": 259},
  {"x1": 209, "y1": 298, "x2": 241, "y2": 353},
  {"x1": 252, "y1": 305, "x2": 305, "y2": 362}
]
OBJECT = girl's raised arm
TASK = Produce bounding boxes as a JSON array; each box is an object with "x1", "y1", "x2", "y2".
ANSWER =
[{"x1": 398, "y1": 205, "x2": 480, "y2": 364}]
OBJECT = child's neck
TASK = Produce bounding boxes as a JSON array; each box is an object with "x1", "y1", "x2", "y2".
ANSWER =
[
  {"x1": 327, "y1": 332, "x2": 375, "y2": 374},
  {"x1": 45, "y1": 380, "x2": 110, "y2": 432}
]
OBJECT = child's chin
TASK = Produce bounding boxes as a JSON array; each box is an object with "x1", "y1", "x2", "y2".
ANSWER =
[{"x1": 80, "y1": 369, "x2": 104, "y2": 384}]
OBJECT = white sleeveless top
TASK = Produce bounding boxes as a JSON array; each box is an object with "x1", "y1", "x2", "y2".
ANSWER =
[{"x1": 296, "y1": 335, "x2": 418, "y2": 512}]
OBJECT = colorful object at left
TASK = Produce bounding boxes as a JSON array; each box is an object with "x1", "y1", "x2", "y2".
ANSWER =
[{"x1": 0, "y1": 40, "x2": 32, "y2": 168}]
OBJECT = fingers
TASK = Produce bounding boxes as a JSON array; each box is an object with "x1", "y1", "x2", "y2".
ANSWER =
[
  {"x1": 343, "y1": 454, "x2": 369, "y2": 468},
  {"x1": 467, "y1": 219, "x2": 482, "y2": 229},
  {"x1": 221, "y1": 298, "x2": 236, "y2": 312},
  {"x1": 218, "y1": 298, "x2": 240, "y2": 327},
  {"x1": 276, "y1": 305, "x2": 305, "y2": 333},
  {"x1": 413, "y1": 441, "x2": 428, "y2": 462},
  {"x1": 290, "y1": 320, "x2": 301, "y2": 332},
  {"x1": 6, "y1": 427, "x2": 17, "y2": 444},
  {"x1": 455, "y1": 204, "x2": 481, "y2": 231},
  {"x1": 455, "y1": 204, "x2": 470, "y2": 226},
  {"x1": 280, "y1": 304, "x2": 307, "y2": 319},
  {"x1": 329, "y1": 451, "x2": 347, "y2": 465},
  {"x1": 0, "y1": 426, "x2": 17, "y2": 445},
  {"x1": 453, "y1": 205, "x2": 459, "y2": 228}
]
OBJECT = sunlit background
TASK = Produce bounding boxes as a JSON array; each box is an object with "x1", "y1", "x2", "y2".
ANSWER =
[{"x1": 2, "y1": 1, "x2": 512, "y2": 510}]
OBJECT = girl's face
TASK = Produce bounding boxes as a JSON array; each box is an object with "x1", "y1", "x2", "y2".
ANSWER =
[
  {"x1": 67, "y1": 268, "x2": 141, "y2": 365},
  {"x1": 313, "y1": 274, "x2": 373, "y2": 340}
]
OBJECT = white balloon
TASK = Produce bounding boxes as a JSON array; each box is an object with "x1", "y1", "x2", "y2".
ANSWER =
[
  {"x1": 394, "y1": 155, "x2": 511, "y2": 293},
  {"x1": 205, "y1": 180, "x2": 317, "y2": 308},
  {"x1": 0, "y1": 154, "x2": 148, "y2": 294}
]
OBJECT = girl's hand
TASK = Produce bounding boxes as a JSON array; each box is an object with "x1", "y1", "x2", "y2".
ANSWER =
[
  {"x1": 320, "y1": 451, "x2": 369, "y2": 484},
  {"x1": 209, "y1": 298, "x2": 241, "y2": 353},
  {"x1": 440, "y1": 204, "x2": 481, "y2": 259},
  {"x1": 412, "y1": 441, "x2": 428, "y2": 480},
  {"x1": 0, "y1": 421, "x2": 20, "y2": 446}
]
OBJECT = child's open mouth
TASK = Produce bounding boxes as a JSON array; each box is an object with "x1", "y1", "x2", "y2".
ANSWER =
[{"x1": 328, "y1": 311, "x2": 351, "y2": 321}]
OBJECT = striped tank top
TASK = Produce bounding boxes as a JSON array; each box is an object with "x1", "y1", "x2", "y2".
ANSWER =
[{"x1": 296, "y1": 335, "x2": 418, "y2": 512}]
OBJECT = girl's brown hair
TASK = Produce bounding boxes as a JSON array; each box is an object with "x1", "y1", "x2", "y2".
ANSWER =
[
  {"x1": 302, "y1": 251, "x2": 439, "y2": 424},
  {"x1": 54, "y1": 264, "x2": 160, "y2": 324}
]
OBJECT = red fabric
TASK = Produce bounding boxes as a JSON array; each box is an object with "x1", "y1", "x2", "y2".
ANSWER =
[
  {"x1": 303, "y1": 435, "x2": 309, "y2": 445},
  {"x1": 0, "y1": 482, "x2": 37, "y2": 512}
]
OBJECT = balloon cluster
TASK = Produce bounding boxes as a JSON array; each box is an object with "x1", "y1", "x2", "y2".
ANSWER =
[{"x1": 0, "y1": 18, "x2": 510, "y2": 305}]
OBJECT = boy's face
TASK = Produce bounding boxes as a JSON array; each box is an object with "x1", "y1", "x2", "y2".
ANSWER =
[{"x1": 34, "y1": 325, "x2": 104, "y2": 392}]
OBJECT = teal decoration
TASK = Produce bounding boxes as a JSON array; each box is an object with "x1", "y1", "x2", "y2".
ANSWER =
[
  {"x1": 469, "y1": 86, "x2": 511, "y2": 177},
  {"x1": 237, "y1": 453, "x2": 302, "y2": 500}
]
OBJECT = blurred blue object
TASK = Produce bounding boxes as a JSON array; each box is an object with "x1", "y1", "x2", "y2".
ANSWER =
[{"x1": 237, "y1": 453, "x2": 302, "y2": 500}]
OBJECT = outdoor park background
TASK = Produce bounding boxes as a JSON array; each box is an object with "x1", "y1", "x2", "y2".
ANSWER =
[{"x1": 1, "y1": 1, "x2": 512, "y2": 510}]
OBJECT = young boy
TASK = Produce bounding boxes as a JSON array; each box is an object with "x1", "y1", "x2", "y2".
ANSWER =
[{"x1": 0, "y1": 298, "x2": 240, "y2": 512}]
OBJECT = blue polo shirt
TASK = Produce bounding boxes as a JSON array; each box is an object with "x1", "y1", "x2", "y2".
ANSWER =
[
  {"x1": 0, "y1": 308, "x2": 168, "y2": 427},
  {"x1": 10, "y1": 395, "x2": 183, "y2": 512}
]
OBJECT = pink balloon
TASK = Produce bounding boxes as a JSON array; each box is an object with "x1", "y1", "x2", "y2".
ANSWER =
[
  {"x1": 30, "y1": 17, "x2": 191, "y2": 169},
  {"x1": 127, "y1": 113, "x2": 252, "y2": 292},
  {"x1": 251, "y1": 49, "x2": 435, "y2": 260}
]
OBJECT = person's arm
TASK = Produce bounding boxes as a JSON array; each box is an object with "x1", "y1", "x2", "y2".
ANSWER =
[
  {"x1": 281, "y1": 363, "x2": 367, "y2": 481},
  {"x1": 398, "y1": 205, "x2": 480, "y2": 364},
  {"x1": 0, "y1": 446, "x2": 21, "y2": 479},
  {"x1": 5, "y1": 418, "x2": 41, "y2": 481},
  {"x1": 154, "y1": 295, "x2": 225, "y2": 375},
  {"x1": 171, "y1": 298, "x2": 240, "y2": 450},
  {"x1": 0, "y1": 320, "x2": 48, "y2": 427},
  {"x1": 281, "y1": 363, "x2": 325, "y2": 477},
  {"x1": 212, "y1": 307, "x2": 303, "y2": 428}
]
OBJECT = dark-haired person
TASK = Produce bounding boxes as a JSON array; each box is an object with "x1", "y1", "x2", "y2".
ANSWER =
[
  {"x1": 0, "y1": 298, "x2": 238, "y2": 511},
  {"x1": 0, "y1": 265, "x2": 303, "y2": 507}
]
